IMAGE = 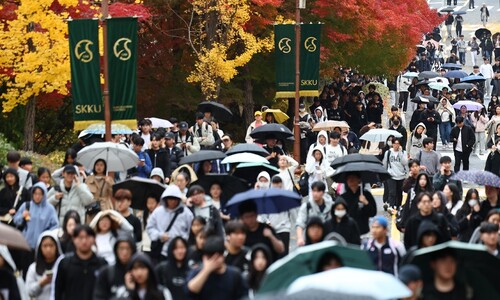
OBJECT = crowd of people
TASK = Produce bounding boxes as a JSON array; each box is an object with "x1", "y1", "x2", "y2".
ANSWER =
[{"x1": 1, "y1": 17, "x2": 500, "y2": 300}]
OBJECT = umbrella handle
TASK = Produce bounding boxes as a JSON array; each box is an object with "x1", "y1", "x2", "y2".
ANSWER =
[{"x1": 361, "y1": 182, "x2": 364, "y2": 196}]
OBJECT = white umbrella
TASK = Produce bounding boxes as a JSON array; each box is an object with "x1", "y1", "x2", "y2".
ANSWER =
[
  {"x1": 313, "y1": 120, "x2": 349, "y2": 132},
  {"x1": 77, "y1": 142, "x2": 139, "y2": 172},
  {"x1": 147, "y1": 117, "x2": 173, "y2": 128},
  {"x1": 221, "y1": 152, "x2": 269, "y2": 164},
  {"x1": 452, "y1": 100, "x2": 484, "y2": 111},
  {"x1": 287, "y1": 267, "x2": 412, "y2": 300},
  {"x1": 428, "y1": 82, "x2": 451, "y2": 91},
  {"x1": 428, "y1": 76, "x2": 450, "y2": 85},
  {"x1": 359, "y1": 128, "x2": 402, "y2": 143},
  {"x1": 402, "y1": 71, "x2": 418, "y2": 78}
]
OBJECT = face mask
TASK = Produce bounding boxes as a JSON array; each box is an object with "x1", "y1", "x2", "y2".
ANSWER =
[
  {"x1": 393, "y1": 121, "x2": 400, "y2": 126},
  {"x1": 257, "y1": 182, "x2": 269, "y2": 189},
  {"x1": 468, "y1": 199, "x2": 478, "y2": 207},
  {"x1": 299, "y1": 108, "x2": 305, "y2": 112},
  {"x1": 334, "y1": 210, "x2": 346, "y2": 218},
  {"x1": 387, "y1": 141, "x2": 393, "y2": 147}
]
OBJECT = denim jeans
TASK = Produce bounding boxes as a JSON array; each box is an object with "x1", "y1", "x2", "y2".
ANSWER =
[{"x1": 439, "y1": 121, "x2": 452, "y2": 145}]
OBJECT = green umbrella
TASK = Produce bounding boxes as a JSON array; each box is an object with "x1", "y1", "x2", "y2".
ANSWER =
[
  {"x1": 407, "y1": 241, "x2": 500, "y2": 299},
  {"x1": 258, "y1": 241, "x2": 374, "y2": 294}
]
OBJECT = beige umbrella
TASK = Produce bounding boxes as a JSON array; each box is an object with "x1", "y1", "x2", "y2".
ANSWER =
[
  {"x1": 170, "y1": 164, "x2": 198, "y2": 184},
  {"x1": 0, "y1": 222, "x2": 30, "y2": 251},
  {"x1": 313, "y1": 120, "x2": 350, "y2": 132}
]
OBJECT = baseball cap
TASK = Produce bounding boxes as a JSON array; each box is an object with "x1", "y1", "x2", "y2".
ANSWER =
[
  {"x1": 398, "y1": 265, "x2": 422, "y2": 284},
  {"x1": 254, "y1": 111, "x2": 262, "y2": 116},
  {"x1": 63, "y1": 165, "x2": 77, "y2": 174},
  {"x1": 179, "y1": 121, "x2": 189, "y2": 130},
  {"x1": 299, "y1": 103, "x2": 305, "y2": 109},
  {"x1": 165, "y1": 132, "x2": 175, "y2": 139}
]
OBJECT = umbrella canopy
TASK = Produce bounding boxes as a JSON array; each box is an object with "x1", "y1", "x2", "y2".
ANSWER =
[
  {"x1": 432, "y1": 33, "x2": 442, "y2": 42},
  {"x1": 415, "y1": 80, "x2": 430, "y2": 87},
  {"x1": 453, "y1": 10, "x2": 466, "y2": 15},
  {"x1": 196, "y1": 174, "x2": 249, "y2": 206},
  {"x1": 453, "y1": 82, "x2": 475, "y2": 90},
  {"x1": 221, "y1": 152, "x2": 269, "y2": 164},
  {"x1": 77, "y1": 142, "x2": 139, "y2": 172},
  {"x1": 361, "y1": 82, "x2": 390, "y2": 100},
  {"x1": 313, "y1": 120, "x2": 350, "y2": 132},
  {"x1": 178, "y1": 150, "x2": 226, "y2": 166},
  {"x1": 429, "y1": 76, "x2": 450, "y2": 85},
  {"x1": 250, "y1": 123, "x2": 294, "y2": 141},
  {"x1": 0, "y1": 222, "x2": 30, "y2": 251},
  {"x1": 429, "y1": 82, "x2": 451, "y2": 91},
  {"x1": 170, "y1": 164, "x2": 198, "y2": 184},
  {"x1": 146, "y1": 117, "x2": 173, "y2": 129},
  {"x1": 451, "y1": 170, "x2": 500, "y2": 187},
  {"x1": 225, "y1": 143, "x2": 269, "y2": 157},
  {"x1": 84, "y1": 122, "x2": 135, "y2": 135},
  {"x1": 330, "y1": 153, "x2": 381, "y2": 169},
  {"x1": 112, "y1": 177, "x2": 166, "y2": 210},
  {"x1": 232, "y1": 162, "x2": 279, "y2": 184},
  {"x1": 411, "y1": 95, "x2": 439, "y2": 104},
  {"x1": 452, "y1": 100, "x2": 484, "y2": 111},
  {"x1": 225, "y1": 188, "x2": 301, "y2": 217},
  {"x1": 407, "y1": 241, "x2": 500, "y2": 299},
  {"x1": 359, "y1": 128, "x2": 403, "y2": 142},
  {"x1": 198, "y1": 101, "x2": 233, "y2": 122},
  {"x1": 257, "y1": 290, "x2": 377, "y2": 300},
  {"x1": 402, "y1": 71, "x2": 419, "y2": 78},
  {"x1": 475, "y1": 28, "x2": 491, "y2": 39},
  {"x1": 418, "y1": 71, "x2": 439, "y2": 80},
  {"x1": 461, "y1": 75, "x2": 486, "y2": 83},
  {"x1": 441, "y1": 63, "x2": 462, "y2": 70},
  {"x1": 286, "y1": 267, "x2": 411, "y2": 300},
  {"x1": 444, "y1": 70, "x2": 468, "y2": 79},
  {"x1": 262, "y1": 109, "x2": 290, "y2": 124},
  {"x1": 331, "y1": 162, "x2": 391, "y2": 183},
  {"x1": 439, "y1": 6, "x2": 455, "y2": 12},
  {"x1": 259, "y1": 241, "x2": 375, "y2": 294}
]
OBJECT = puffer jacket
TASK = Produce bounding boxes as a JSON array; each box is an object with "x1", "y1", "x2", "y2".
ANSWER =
[{"x1": 407, "y1": 122, "x2": 427, "y2": 159}]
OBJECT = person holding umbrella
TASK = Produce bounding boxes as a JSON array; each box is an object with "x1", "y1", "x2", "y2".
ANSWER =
[
  {"x1": 450, "y1": 116, "x2": 476, "y2": 173},
  {"x1": 485, "y1": 138, "x2": 500, "y2": 176},
  {"x1": 419, "y1": 103, "x2": 441, "y2": 150}
]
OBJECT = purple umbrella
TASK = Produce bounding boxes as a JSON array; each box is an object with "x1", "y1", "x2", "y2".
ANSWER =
[{"x1": 451, "y1": 170, "x2": 500, "y2": 188}]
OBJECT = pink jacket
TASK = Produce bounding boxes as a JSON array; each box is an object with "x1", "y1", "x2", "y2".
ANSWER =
[{"x1": 471, "y1": 113, "x2": 489, "y2": 132}]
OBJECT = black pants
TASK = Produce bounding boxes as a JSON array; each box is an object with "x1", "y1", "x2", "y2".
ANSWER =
[
  {"x1": 386, "y1": 178, "x2": 404, "y2": 208},
  {"x1": 399, "y1": 92, "x2": 409, "y2": 111},
  {"x1": 300, "y1": 137, "x2": 309, "y2": 164},
  {"x1": 454, "y1": 150, "x2": 471, "y2": 172},
  {"x1": 277, "y1": 232, "x2": 290, "y2": 258},
  {"x1": 469, "y1": 0, "x2": 474, "y2": 8}
]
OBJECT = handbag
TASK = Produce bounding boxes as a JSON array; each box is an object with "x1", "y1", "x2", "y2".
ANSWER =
[
  {"x1": 86, "y1": 180, "x2": 105, "y2": 215},
  {"x1": 150, "y1": 207, "x2": 183, "y2": 260},
  {"x1": 287, "y1": 169, "x2": 301, "y2": 195}
]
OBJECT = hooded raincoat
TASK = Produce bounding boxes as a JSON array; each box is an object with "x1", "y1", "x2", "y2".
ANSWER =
[
  {"x1": 305, "y1": 144, "x2": 334, "y2": 194},
  {"x1": 406, "y1": 122, "x2": 427, "y2": 159}
]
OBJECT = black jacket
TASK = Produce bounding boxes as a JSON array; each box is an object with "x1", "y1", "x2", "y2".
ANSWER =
[
  {"x1": 367, "y1": 100, "x2": 384, "y2": 124},
  {"x1": 156, "y1": 237, "x2": 190, "y2": 300},
  {"x1": 456, "y1": 207, "x2": 482, "y2": 242},
  {"x1": 485, "y1": 151, "x2": 500, "y2": 176},
  {"x1": 54, "y1": 253, "x2": 107, "y2": 300},
  {"x1": 324, "y1": 215, "x2": 361, "y2": 245},
  {"x1": 165, "y1": 146, "x2": 184, "y2": 177},
  {"x1": 404, "y1": 211, "x2": 451, "y2": 249},
  {"x1": 338, "y1": 189, "x2": 377, "y2": 234},
  {"x1": 390, "y1": 125, "x2": 408, "y2": 150},
  {"x1": 147, "y1": 148, "x2": 171, "y2": 179},
  {"x1": 450, "y1": 124, "x2": 475, "y2": 153},
  {"x1": 419, "y1": 109, "x2": 441, "y2": 136},
  {"x1": 409, "y1": 109, "x2": 424, "y2": 132},
  {"x1": 0, "y1": 169, "x2": 30, "y2": 217}
]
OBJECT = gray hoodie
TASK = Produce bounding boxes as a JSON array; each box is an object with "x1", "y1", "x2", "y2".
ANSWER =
[
  {"x1": 406, "y1": 122, "x2": 427, "y2": 159},
  {"x1": 47, "y1": 180, "x2": 93, "y2": 224},
  {"x1": 295, "y1": 193, "x2": 334, "y2": 229},
  {"x1": 383, "y1": 149, "x2": 408, "y2": 180}
]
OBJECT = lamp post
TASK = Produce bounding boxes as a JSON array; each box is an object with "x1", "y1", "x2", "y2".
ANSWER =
[
  {"x1": 292, "y1": 0, "x2": 302, "y2": 162},
  {"x1": 101, "y1": 0, "x2": 112, "y2": 141}
]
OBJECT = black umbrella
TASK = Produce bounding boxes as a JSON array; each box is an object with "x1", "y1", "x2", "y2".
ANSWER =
[
  {"x1": 418, "y1": 71, "x2": 439, "y2": 80},
  {"x1": 432, "y1": 32, "x2": 441, "y2": 42},
  {"x1": 331, "y1": 153, "x2": 381, "y2": 169},
  {"x1": 250, "y1": 123, "x2": 293, "y2": 141},
  {"x1": 198, "y1": 101, "x2": 233, "y2": 122},
  {"x1": 440, "y1": 7, "x2": 455, "y2": 12},
  {"x1": 112, "y1": 177, "x2": 166, "y2": 210},
  {"x1": 232, "y1": 162, "x2": 279, "y2": 185},
  {"x1": 452, "y1": 82, "x2": 475, "y2": 90},
  {"x1": 416, "y1": 45, "x2": 426, "y2": 54},
  {"x1": 475, "y1": 28, "x2": 491, "y2": 39},
  {"x1": 410, "y1": 95, "x2": 439, "y2": 104},
  {"x1": 196, "y1": 174, "x2": 250, "y2": 207},
  {"x1": 179, "y1": 150, "x2": 226, "y2": 165},
  {"x1": 331, "y1": 162, "x2": 391, "y2": 183},
  {"x1": 225, "y1": 143, "x2": 270, "y2": 157}
]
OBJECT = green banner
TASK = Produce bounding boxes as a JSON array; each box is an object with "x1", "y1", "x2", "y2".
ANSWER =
[
  {"x1": 68, "y1": 19, "x2": 102, "y2": 130},
  {"x1": 274, "y1": 24, "x2": 322, "y2": 98},
  {"x1": 107, "y1": 17, "x2": 137, "y2": 129}
]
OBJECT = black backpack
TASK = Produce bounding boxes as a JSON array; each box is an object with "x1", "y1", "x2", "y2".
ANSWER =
[{"x1": 298, "y1": 172, "x2": 309, "y2": 197}]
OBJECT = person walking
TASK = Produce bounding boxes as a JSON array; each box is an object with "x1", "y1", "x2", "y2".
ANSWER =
[
  {"x1": 419, "y1": 103, "x2": 441, "y2": 150},
  {"x1": 469, "y1": 37, "x2": 480, "y2": 66},
  {"x1": 324, "y1": 198, "x2": 361, "y2": 245},
  {"x1": 437, "y1": 98, "x2": 455, "y2": 149},
  {"x1": 480, "y1": 58, "x2": 494, "y2": 96},
  {"x1": 444, "y1": 13, "x2": 454, "y2": 39},
  {"x1": 383, "y1": 138, "x2": 408, "y2": 208},
  {"x1": 457, "y1": 35, "x2": 466, "y2": 65},
  {"x1": 450, "y1": 116, "x2": 476, "y2": 172},
  {"x1": 471, "y1": 107, "x2": 489, "y2": 155},
  {"x1": 480, "y1": 4, "x2": 489, "y2": 27}
]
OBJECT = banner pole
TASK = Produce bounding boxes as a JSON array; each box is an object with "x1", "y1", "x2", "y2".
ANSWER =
[
  {"x1": 293, "y1": 0, "x2": 301, "y2": 162},
  {"x1": 102, "y1": 0, "x2": 112, "y2": 141}
]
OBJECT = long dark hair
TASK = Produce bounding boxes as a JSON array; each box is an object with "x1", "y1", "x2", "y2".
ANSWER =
[
  {"x1": 92, "y1": 159, "x2": 107, "y2": 175},
  {"x1": 62, "y1": 148, "x2": 77, "y2": 167},
  {"x1": 414, "y1": 173, "x2": 434, "y2": 196},
  {"x1": 61, "y1": 210, "x2": 81, "y2": 242},
  {"x1": 167, "y1": 236, "x2": 189, "y2": 270},
  {"x1": 457, "y1": 188, "x2": 479, "y2": 217},
  {"x1": 445, "y1": 183, "x2": 461, "y2": 208},
  {"x1": 35, "y1": 235, "x2": 61, "y2": 275},
  {"x1": 248, "y1": 244, "x2": 272, "y2": 291},
  {"x1": 128, "y1": 254, "x2": 165, "y2": 300}
]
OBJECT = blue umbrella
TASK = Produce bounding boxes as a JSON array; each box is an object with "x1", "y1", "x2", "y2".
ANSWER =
[
  {"x1": 452, "y1": 170, "x2": 500, "y2": 188},
  {"x1": 225, "y1": 188, "x2": 301, "y2": 216},
  {"x1": 444, "y1": 70, "x2": 468, "y2": 79},
  {"x1": 441, "y1": 63, "x2": 462, "y2": 70},
  {"x1": 84, "y1": 122, "x2": 134, "y2": 135},
  {"x1": 461, "y1": 75, "x2": 486, "y2": 83}
]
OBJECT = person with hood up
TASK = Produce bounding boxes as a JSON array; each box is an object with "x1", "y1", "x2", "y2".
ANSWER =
[
  {"x1": 47, "y1": 165, "x2": 93, "y2": 225},
  {"x1": 0, "y1": 245, "x2": 27, "y2": 300},
  {"x1": 324, "y1": 198, "x2": 361, "y2": 245},
  {"x1": 312, "y1": 106, "x2": 326, "y2": 124},
  {"x1": 120, "y1": 253, "x2": 173, "y2": 300},
  {"x1": 336, "y1": 173, "x2": 377, "y2": 234},
  {"x1": 304, "y1": 216, "x2": 326, "y2": 245},
  {"x1": 350, "y1": 102, "x2": 368, "y2": 135},
  {"x1": 13, "y1": 182, "x2": 59, "y2": 256},
  {"x1": 246, "y1": 243, "x2": 272, "y2": 298},
  {"x1": 89, "y1": 210, "x2": 134, "y2": 265},
  {"x1": 437, "y1": 98, "x2": 455, "y2": 149},
  {"x1": 25, "y1": 231, "x2": 62, "y2": 300},
  {"x1": 402, "y1": 220, "x2": 443, "y2": 265},
  {"x1": 155, "y1": 236, "x2": 190, "y2": 300},
  {"x1": 307, "y1": 130, "x2": 328, "y2": 157},
  {"x1": 305, "y1": 145, "x2": 334, "y2": 195},
  {"x1": 0, "y1": 168, "x2": 30, "y2": 225},
  {"x1": 147, "y1": 185, "x2": 194, "y2": 262},
  {"x1": 94, "y1": 235, "x2": 137, "y2": 300}
]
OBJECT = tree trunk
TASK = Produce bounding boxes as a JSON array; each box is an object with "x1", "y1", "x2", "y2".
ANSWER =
[
  {"x1": 243, "y1": 65, "x2": 254, "y2": 127},
  {"x1": 23, "y1": 95, "x2": 36, "y2": 151}
]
